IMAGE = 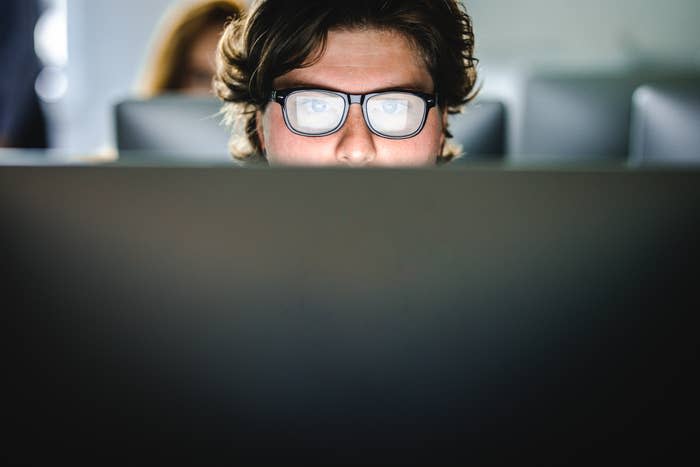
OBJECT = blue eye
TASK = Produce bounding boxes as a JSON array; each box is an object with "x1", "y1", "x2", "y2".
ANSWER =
[
  {"x1": 382, "y1": 102, "x2": 398, "y2": 113},
  {"x1": 301, "y1": 99, "x2": 329, "y2": 113},
  {"x1": 312, "y1": 100, "x2": 328, "y2": 112},
  {"x1": 380, "y1": 100, "x2": 407, "y2": 114}
]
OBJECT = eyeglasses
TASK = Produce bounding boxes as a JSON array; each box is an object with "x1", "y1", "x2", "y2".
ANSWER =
[{"x1": 269, "y1": 88, "x2": 438, "y2": 139}]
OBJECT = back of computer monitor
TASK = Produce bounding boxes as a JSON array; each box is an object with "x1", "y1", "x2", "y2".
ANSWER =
[
  {"x1": 114, "y1": 95, "x2": 233, "y2": 162},
  {"x1": 448, "y1": 99, "x2": 506, "y2": 160},
  {"x1": 1, "y1": 167, "x2": 699, "y2": 465},
  {"x1": 630, "y1": 84, "x2": 700, "y2": 166},
  {"x1": 517, "y1": 73, "x2": 637, "y2": 163}
]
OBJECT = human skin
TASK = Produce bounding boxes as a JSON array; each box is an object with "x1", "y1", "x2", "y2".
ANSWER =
[
  {"x1": 181, "y1": 25, "x2": 222, "y2": 94},
  {"x1": 257, "y1": 28, "x2": 448, "y2": 167}
]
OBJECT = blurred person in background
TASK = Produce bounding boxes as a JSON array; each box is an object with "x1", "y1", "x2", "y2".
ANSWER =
[
  {"x1": 0, "y1": 0, "x2": 48, "y2": 148},
  {"x1": 213, "y1": 0, "x2": 478, "y2": 167},
  {"x1": 139, "y1": 0, "x2": 244, "y2": 97}
]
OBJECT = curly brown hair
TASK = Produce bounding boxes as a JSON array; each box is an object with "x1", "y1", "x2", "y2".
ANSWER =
[{"x1": 214, "y1": 0, "x2": 478, "y2": 164}]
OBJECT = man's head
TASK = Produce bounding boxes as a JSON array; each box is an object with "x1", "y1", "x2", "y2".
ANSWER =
[{"x1": 214, "y1": 0, "x2": 478, "y2": 166}]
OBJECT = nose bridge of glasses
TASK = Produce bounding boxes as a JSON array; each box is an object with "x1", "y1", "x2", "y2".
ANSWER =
[
  {"x1": 348, "y1": 94, "x2": 363, "y2": 105},
  {"x1": 344, "y1": 94, "x2": 369, "y2": 128}
]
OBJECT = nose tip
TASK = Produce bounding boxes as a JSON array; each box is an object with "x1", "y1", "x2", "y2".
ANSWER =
[
  {"x1": 335, "y1": 106, "x2": 376, "y2": 167},
  {"x1": 338, "y1": 147, "x2": 375, "y2": 167}
]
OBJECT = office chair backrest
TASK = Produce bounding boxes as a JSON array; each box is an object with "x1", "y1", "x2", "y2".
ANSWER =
[
  {"x1": 629, "y1": 84, "x2": 700, "y2": 167},
  {"x1": 114, "y1": 95, "x2": 232, "y2": 162},
  {"x1": 448, "y1": 99, "x2": 506, "y2": 160}
]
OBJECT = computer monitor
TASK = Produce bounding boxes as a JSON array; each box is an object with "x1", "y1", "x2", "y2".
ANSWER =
[
  {"x1": 517, "y1": 74, "x2": 639, "y2": 163},
  {"x1": 2, "y1": 166, "x2": 699, "y2": 464},
  {"x1": 448, "y1": 99, "x2": 506, "y2": 160},
  {"x1": 630, "y1": 84, "x2": 700, "y2": 166},
  {"x1": 114, "y1": 95, "x2": 234, "y2": 162},
  {"x1": 516, "y1": 72, "x2": 700, "y2": 164}
]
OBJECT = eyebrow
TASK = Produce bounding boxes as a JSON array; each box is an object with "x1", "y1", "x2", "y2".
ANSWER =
[{"x1": 274, "y1": 80, "x2": 432, "y2": 94}]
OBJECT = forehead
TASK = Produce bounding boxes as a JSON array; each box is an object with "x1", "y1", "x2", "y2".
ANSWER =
[{"x1": 273, "y1": 28, "x2": 434, "y2": 94}]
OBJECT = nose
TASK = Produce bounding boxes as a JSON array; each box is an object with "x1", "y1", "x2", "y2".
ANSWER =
[{"x1": 335, "y1": 105, "x2": 377, "y2": 167}]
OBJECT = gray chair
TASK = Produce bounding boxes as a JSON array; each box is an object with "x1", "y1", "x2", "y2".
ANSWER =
[
  {"x1": 629, "y1": 84, "x2": 700, "y2": 167},
  {"x1": 114, "y1": 95, "x2": 233, "y2": 163},
  {"x1": 448, "y1": 99, "x2": 506, "y2": 161},
  {"x1": 515, "y1": 72, "x2": 700, "y2": 164}
]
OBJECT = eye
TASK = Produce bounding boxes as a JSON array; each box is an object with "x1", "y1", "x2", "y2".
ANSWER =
[
  {"x1": 382, "y1": 101, "x2": 400, "y2": 114},
  {"x1": 378, "y1": 99, "x2": 408, "y2": 115},
  {"x1": 301, "y1": 98, "x2": 329, "y2": 113}
]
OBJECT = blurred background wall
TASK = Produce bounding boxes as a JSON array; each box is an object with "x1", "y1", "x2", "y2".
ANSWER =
[
  {"x1": 471, "y1": 0, "x2": 700, "y2": 68},
  {"x1": 33, "y1": 0, "x2": 700, "y2": 153}
]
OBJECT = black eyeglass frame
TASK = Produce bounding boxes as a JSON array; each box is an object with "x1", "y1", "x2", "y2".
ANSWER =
[{"x1": 269, "y1": 87, "x2": 438, "y2": 140}]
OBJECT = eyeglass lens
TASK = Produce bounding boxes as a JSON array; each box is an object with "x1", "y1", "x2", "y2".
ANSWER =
[{"x1": 284, "y1": 90, "x2": 427, "y2": 138}]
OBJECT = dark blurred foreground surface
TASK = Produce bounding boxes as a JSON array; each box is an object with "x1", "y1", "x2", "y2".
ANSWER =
[{"x1": 1, "y1": 167, "x2": 699, "y2": 465}]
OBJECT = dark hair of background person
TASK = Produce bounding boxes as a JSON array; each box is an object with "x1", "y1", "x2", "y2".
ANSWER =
[
  {"x1": 214, "y1": 0, "x2": 479, "y2": 164},
  {"x1": 139, "y1": 0, "x2": 244, "y2": 97},
  {"x1": 0, "y1": 0, "x2": 48, "y2": 149}
]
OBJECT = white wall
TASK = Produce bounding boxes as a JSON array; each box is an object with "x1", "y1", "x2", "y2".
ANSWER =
[
  {"x1": 52, "y1": 0, "x2": 173, "y2": 152},
  {"x1": 53, "y1": 0, "x2": 700, "y2": 153},
  {"x1": 468, "y1": 0, "x2": 700, "y2": 69}
]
